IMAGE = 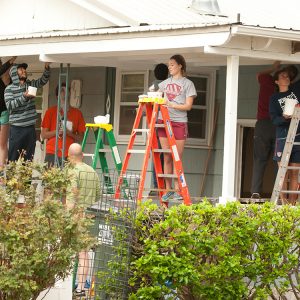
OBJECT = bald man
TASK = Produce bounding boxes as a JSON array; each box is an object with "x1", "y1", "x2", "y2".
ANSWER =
[{"x1": 67, "y1": 143, "x2": 100, "y2": 296}]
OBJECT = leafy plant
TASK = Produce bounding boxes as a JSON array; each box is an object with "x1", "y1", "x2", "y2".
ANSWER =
[
  {"x1": 0, "y1": 159, "x2": 95, "y2": 300},
  {"x1": 129, "y1": 200, "x2": 300, "y2": 300}
]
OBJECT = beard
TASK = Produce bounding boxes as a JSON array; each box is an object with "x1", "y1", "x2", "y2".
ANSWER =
[{"x1": 19, "y1": 75, "x2": 27, "y2": 81}]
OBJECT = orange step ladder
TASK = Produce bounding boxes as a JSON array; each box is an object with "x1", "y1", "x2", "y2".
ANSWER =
[{"x1": 115, "y1": 97, "x2": 191, "y2": 206}]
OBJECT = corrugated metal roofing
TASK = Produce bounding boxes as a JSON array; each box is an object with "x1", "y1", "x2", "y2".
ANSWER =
[{"x1": 1, "y1": 0, "x2": 300, "y2": 40}]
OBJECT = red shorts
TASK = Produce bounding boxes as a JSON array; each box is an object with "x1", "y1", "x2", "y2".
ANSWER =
[{"x1": 157, "y1": 120, "x2": 188, "y2": 140}]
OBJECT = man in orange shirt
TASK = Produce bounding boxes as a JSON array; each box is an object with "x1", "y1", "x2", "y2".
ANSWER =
[{"x1": 41, "y1": 83, "x2": 85, "y2": 166}]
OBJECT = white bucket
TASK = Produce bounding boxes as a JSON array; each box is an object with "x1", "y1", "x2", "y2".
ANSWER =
[
  {"x1": 147, "y1": 92, "x2": 162, "y2": 98},
  {"x1": 283, "y1": 98, "x2": 298, "y2": 116}
]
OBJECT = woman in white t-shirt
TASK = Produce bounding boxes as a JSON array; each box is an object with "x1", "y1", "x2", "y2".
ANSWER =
[{"x1": 158, "y1": 54, "x2": 197, "y2": 202}]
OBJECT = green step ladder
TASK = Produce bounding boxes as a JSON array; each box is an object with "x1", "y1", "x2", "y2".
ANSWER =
[{"x1": 81, "y1": 123, "x2": 122, "y2": 193}]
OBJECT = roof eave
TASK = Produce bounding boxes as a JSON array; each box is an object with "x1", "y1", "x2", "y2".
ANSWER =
[{"x1": 232, "y1": 24, "x2": 300, "y2": 41}]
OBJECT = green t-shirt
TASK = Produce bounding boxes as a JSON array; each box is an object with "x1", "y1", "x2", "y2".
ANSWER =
[{"x1": 68, "y1": 162, "x2": 100, "y2": 208}]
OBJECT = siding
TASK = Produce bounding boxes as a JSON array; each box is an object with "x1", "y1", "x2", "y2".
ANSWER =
[{"x1": 47, "y1": 64, "x2": 298, "y2": 198}]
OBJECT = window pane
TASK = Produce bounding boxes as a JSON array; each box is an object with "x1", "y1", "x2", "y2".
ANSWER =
[
  {"x1": 121, "y1": 74, "x2": 145, "y2": 102},
  {"x1": 122, "y1": 74, "x2": 144, "y2": 89},
  {"x1": 189, "y1": 76, "x2": 207, "y2": 91},
  {"x1": 119, "y1": 105, "x2": 142, "y2": 135},
  {"x1": 188, "y1": 109, "x2": 206, "y2": 139},
  {"x1": 121, "y1": 92, "x2": 141, "y2": 103},
  {"x1": 193, "y1": 91, "x2": 206, "y2": 106}
]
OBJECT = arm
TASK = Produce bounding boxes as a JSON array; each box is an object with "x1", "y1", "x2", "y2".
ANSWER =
[
  {"x1": 41, "y1": 127, "x2": 58, "y2": 140},
  {"x1": 68, "y1": 110, "x2": 85, "y2": 142},
  {"x1": 164, "y1": 96, "x2": 194, "y2": 111},
  {"x1": 30, "y1": 63, "x2": 51, "y2": 88},
  {"x1": 4, "y1": 87, "x2": 31, "y2": 112},
  {"x1": 256, "y1": 61, "x2": 281, "y2": 81},
  {"x1": 0, "y1": 57, "x2": 17, "y2": 76},
  {"x1": 67, "y1": 130, "x2": 84, "y2": 142}
]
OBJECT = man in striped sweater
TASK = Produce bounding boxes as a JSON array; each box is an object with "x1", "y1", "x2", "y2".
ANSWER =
[{"x1": 5, "y1": 62, "x2": 50, "y2": 161}]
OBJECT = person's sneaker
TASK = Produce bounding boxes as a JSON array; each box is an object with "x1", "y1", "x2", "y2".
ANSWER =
[
  {"x1": 161, "y1": 191, "x2": 174, "y2": 202},
  {"x1": 74, "y1": 289, "x2": 86, "y2": 297},
  {"x1": 84, "y1": 279, "x2": 91, "y2": 289},
  {"x1": 172, "y1": 192, "x2": 183, "y2": 201},
  {"x1": 149, "y1": 190, "x2": 159, "y2": 197},
  {"x1": 251, "y1": 193, "x2": 261, "y2": 199}
]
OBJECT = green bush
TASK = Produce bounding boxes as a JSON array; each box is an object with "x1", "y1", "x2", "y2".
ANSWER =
[
  {"x1": 129, "y1": 201, "x2": 300, "y2": 300},
  {"x1": 0, "y1": 159, "x2": 94, "y2": 300}
]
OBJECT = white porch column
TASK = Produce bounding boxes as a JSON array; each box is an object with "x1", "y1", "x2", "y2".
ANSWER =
[{"x1": 219, "y1": 55, "x2": 240, "y2": 204}]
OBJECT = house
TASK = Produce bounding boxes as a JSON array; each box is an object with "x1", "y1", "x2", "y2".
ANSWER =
[{"x1": 1, "y1": 0, "x2": 300, "y2": 202}]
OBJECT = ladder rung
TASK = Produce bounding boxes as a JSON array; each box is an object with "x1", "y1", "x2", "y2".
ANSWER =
[
  {"x1": 155, "y1": 124, "x2": 165, "y2": 128},
  {"x1": 133, "y1": 129, "x2": 149, "y2": 133},
  {"x1": 127, "y1": 149, "x2": 146, "y2": 154},
  {"x1": 286, "y1": 166, "x2": 300, "y2": 170},
  {"x1": 144, "y1": 188, "x2": 179, "y2": 192},
  {"x1": 83, "y1": 154, "x2": 94, "y2": 157},
  {"x1": 153, "y1": 149, "x2": 171, "y2": 153},
  {"x1": 157, "y1": 173, "x2": 177, "y2": 178},
  {"x1": 280, "y1": 190, "x2": 300, "y2": 194},
  {"x1": 294, "y1": 142, "x2": 300, "y2": 145},
  {"x1": 99, "y1": 149, "x2": 112, "y2": 153}
]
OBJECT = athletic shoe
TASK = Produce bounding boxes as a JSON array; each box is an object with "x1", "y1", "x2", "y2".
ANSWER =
[
  {"x1": 161, "y1": 191, "x2": 174, "y2": 202},
  {"x1": 172, "y1": 192, "x2": 183, "y2": 201}
]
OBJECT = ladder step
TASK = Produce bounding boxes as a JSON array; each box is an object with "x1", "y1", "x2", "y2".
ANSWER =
[
  {"x1": 133, "y1": 129, "x2": 149, "y2": 133},
  {"x1": 99, "y1": 149, "x2": 112, "y2": 153},
  {"x1": 280, "y1": 190, "x2": 300, "y2": 194},
  {"x1": 153, "y1": 149, "x2": 171, "y2": 153},
  {"x1": 286, "y1": 166, "x2": 300, "y2": 170},
  {"x1": 127, "y1": 149, "x2": 146, "y2": 154},
  {"x1": 83, "y1": 153, "x2": 94, "y2": 157},
  {"x1": 144, "y1": 188, "x2": 179, "y2": 192},
  {"x1": 155, "y1": 124, "x2": 165, "y2": 128},
  {"x1": 294, "y1": 142, "x2": 300, "y2": 145},
  {"x1": 157, "y1": 173, "x2": 177, "y2": 178}
]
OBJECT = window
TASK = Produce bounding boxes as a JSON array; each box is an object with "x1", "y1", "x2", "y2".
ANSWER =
[
  {"x1": 187, "y1": 71, "x2": 216, "y2": 147},
  {"x1": 114, "y1": 69, "x2": 215, "y2": 147},
  {"x1": 114, "y1": 70, "x2": 148, "y2": 144}
]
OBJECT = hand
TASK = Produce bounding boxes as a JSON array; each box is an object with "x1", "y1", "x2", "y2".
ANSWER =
[
  {"x1": 283, "y1": 114, "x2": 292, "y2": 119},
  {"x1": 163, "y1": 98, "x2": 174, "y2": 108},
  {"x1": 9, "y1": 56, "x2": 17, "y2": 64},
  {"x1": 273, "y1": 61, "x2": 281, "y2": 71},
  {"x1": 24, "y1": 91, "x2": 35, "y2": 99},
  {"x1": 45, "y1": 62, "x2": 51, "y2": 69}
]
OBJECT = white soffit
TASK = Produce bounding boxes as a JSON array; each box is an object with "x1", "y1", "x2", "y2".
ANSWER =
[
  {"x1": 0, "y1": 31, "x2": 231, "y2": 58},
  {"x1": 203, "y1": 25, "x2": 300, "y2": 63}
]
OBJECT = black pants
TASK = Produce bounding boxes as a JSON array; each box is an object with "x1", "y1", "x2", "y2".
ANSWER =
[
  {"x1": 251, "y1": 119, "x2": 276, "y2": 194},
  {"x1": 44, "y1": 154, "x2": 66, "y2": 168},
  {"x1": 8, "y1": 125, "x2": 36, "y2": 162}
]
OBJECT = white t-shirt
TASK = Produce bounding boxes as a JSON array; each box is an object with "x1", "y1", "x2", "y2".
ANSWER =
[{"x1": 158, "y1": 77, "x2": 196, "y2": 122}]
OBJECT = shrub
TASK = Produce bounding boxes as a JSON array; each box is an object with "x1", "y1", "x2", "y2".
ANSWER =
[
  {"x1": 0, "y1": 159, "x2": 94, "y2": 300},
  {"x1": 129, "y1": 201, "x2": 300, "y2": 299}
]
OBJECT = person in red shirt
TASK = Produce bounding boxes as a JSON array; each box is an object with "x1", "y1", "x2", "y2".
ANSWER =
[
  {"x1": 250, "y1": 61, "x2": 281, "y2": 199},
  {"x1": 41, "y1": 83, "x2": 85, "y2": 166},
  {"x1": 251, "y1": 62, "x2": 299, "y2": 199}
]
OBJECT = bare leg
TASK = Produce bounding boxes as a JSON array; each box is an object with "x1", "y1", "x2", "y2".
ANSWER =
[
  {"x1": 77, "y1": 251, "x2": 90, "y2": 291},
  {"x1": 174, "y1": 139, "x2": 186, "y2": 190},
  {"x1": 0, "y1": 124, "x2": 9, "y2": 169},
  {"x1": 278, "y1": 162, "x2": 288, "y2": 203},
  {"x1": 288, "y1": 163, "x2": 300, "y2": 205},
  {"x1": 159, "y1": 137, "x2": 172, "y2": 190}
]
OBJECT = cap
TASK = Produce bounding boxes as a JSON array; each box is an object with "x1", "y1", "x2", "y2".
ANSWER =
[{"x1": 17, "y1": 63, "x2": 28, "y2": 69}]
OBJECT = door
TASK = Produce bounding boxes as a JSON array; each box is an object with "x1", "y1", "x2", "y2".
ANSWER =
[{"x1": 236, "y1": 121, "x2": 276, "y2": 198}]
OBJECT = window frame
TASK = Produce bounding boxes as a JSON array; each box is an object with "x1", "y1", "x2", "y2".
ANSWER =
[
  {"x1": 114, "y1": 69, "x2": 149, "y2": 144},
  {"x1": 186, "y1": 69, "x2": 216, "y2": 148},
  {"x1": 114, "y1": 68, "x2": 216, "y2": 148}
]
